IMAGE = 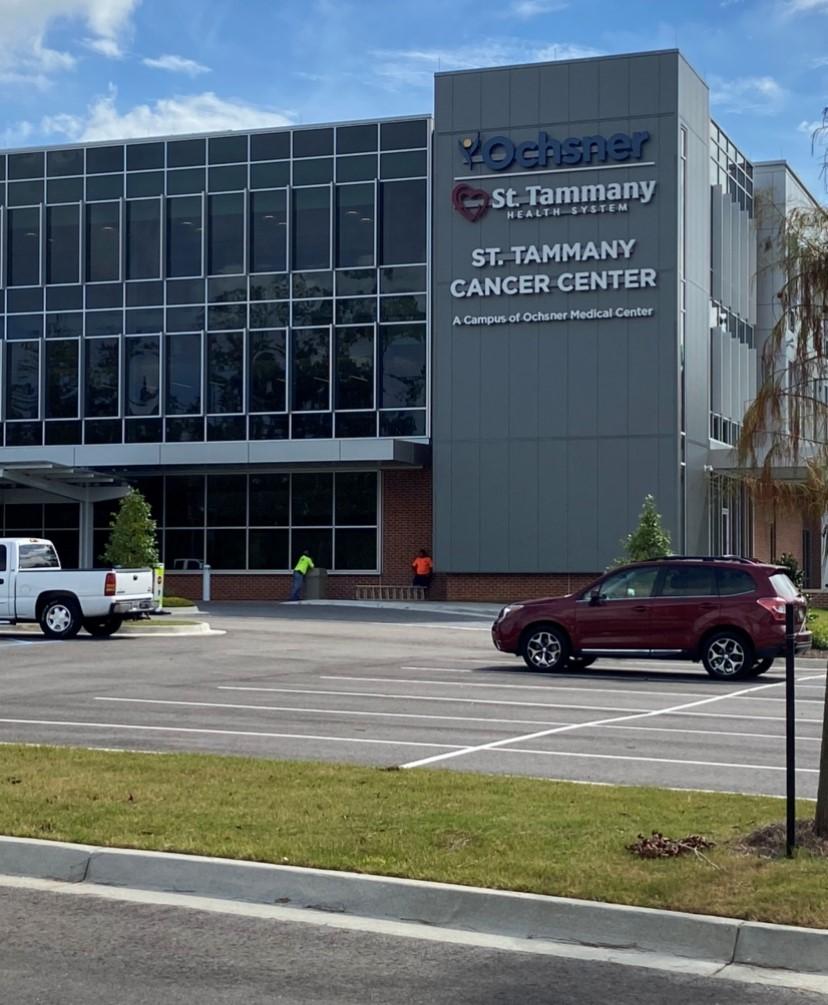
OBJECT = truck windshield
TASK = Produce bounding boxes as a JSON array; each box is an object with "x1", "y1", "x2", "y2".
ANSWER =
[{"x1": 18, "y1": 543, "x2": 60, "y2": 569}]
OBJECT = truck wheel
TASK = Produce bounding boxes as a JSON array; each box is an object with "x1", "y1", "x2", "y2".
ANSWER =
[
  {"x1": 83, "y1": 616, "x2": 124, "y2": 638},
  {"x1": 40, "y1": 599, "x2": 82, "y2": 640}
]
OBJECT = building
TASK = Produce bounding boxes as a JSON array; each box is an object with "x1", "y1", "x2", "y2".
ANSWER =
[{"x1": 0, "y1": 49, "x2": 822, "y2": 600}]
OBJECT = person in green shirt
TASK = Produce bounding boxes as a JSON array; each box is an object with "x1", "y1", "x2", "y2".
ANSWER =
[{"x1": 290, "y1": 550, "x2": 314, "y2": 601}]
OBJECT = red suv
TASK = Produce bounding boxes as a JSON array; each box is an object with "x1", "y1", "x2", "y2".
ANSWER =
[{"x1": 491, "y1": 557, "x2": 811, "y2": 680}]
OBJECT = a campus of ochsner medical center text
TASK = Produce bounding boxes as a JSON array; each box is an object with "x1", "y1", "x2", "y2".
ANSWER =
[{"x1": 0, "y1": 49, "x2": 820, "y2": 601}]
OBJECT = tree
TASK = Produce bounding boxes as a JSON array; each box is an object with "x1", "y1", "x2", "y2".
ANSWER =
[
  {"x1": 621, "y1": 495, "x2": 672, "y2": 562},
  {"x1": 736, "y1": 129, "x2": 828, "y2": 838},
  {"x1": 101, "y1": 489, "x2": 159, "y2": 568}
]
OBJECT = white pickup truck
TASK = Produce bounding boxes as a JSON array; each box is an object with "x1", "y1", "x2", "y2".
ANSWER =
[{"x1": 0, "y1": 538, "x2": 154, "y2": 639}]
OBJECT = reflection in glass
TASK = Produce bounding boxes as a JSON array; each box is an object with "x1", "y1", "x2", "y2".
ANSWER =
[
  {"x1": 8, "y1": 207, "x2": 40, "y2": 286},
  {"x1": 207, "y1": 331, "x2": 244, "y2": 413},
  {"x1": 125, "y1": 337, "x2": 160, "y2": 416},
  {"x1": 250, "y1": 190, "x2": 287, "y2": 274},
  {"x1": 292, "y1": 187, "x2": 330, "y2": 270},
  {"x1": 292, "y1": 328, "x2": 330, "y2": 411},
  {"x1": 380, "y1": 324, "x2": 426, "y2": 408},
  {"x1": 249, "y1": 330, "x2": 286, "y2": 412},
  {"x1": 166, "y1": 333, "x2": 202, "y2": 415},
  {"x1": 165, "y1": 476, "x2": 205, "y2": 525},
  {"x1": 86, "y1": 202, "x2": 120, "y2": 282},
  {"x1": 335, "y1": 528, "x2": 377, "y2": 570},
  {"x1": 380, "y1": 179, "x2": 426, "y2": 265},
  {"x1": 336, "y1": 183, "x2": 374, "y2": 268},
  {"x1": 85, "y1": 338, "x2": 119, "y2": 417},
  {"x1": 45, "y1": 340, "x2": 79, "y2": 418},
  {"x1": 335, "y1": 327, "x2": 374, "y2": 410},
  {"x1": 207, "y1": 475, "x2": 246, "y2": 525},
  {"x1": 6, "y1": 341, "x2": 40, "y2": 419},
  {"x1": 291, "y1": 473, "x2": 333, "y2": 524},
  {"x1": 335, "y1": 472, "x2": 378, "y2": 524},
  {"x1": 250, "y1": 474, "x2": 289, "y2": 524},
  {"x1": 46, "y1": 205, "x2": 80, "y2": 284},
  {"x1": 166, "y1": 196, "x2": 202, "y2": 277},
  {"x1": 208, "y1": 192, "x2": 244, "y2": 275},
  {"x1": 248, "y1": 529, "x2": 289, "y2": 569},
  {"x1": 126, "y1": 199, "x2": 161, "y2": 279}
]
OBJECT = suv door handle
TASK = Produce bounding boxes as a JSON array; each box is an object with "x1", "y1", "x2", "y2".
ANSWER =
[
  {"x1": 699, "y1": 603, "x2": 717, "y2": 611},
  {"x1": 632, "y1": 605, "x2": 648, "y2": 613}
]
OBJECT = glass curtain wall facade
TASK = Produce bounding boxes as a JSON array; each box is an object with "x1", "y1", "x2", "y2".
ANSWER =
[{"x1": 0, "y1": 118, "x2": 429, "y2": 448}]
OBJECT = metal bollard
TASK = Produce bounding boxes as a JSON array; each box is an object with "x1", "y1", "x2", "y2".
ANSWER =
[{"x1": 202, "y1": 564, "x2": 212, "y2": 603}]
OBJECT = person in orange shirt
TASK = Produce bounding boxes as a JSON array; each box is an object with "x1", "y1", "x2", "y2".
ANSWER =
[{"x1": 412, "y1": 549, "x2": 433, "y2": 592}]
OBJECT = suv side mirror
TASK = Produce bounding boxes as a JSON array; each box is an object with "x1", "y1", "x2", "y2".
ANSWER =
[{"x1": 589, "y1": 589, "x2": 604, "y2": 606}]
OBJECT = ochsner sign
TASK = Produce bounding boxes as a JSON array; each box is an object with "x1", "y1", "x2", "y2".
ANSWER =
[{"x1": 459, "y1": 130, "x2": 650, "y2": 171}]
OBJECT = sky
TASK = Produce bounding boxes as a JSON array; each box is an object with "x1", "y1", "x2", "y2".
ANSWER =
[{"x1": 0, "y1": 0, "x2": 825, "y2": 197}]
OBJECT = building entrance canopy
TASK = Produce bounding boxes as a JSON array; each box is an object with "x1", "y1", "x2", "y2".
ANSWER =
[{"x1": 0, "y1": 462, "x2": 131, "y2": 504}]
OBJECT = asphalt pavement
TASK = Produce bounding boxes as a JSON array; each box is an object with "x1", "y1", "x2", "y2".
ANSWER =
[
  {"x1": 0, "y1": 601, "x2": 824, "y2": 798},
  {"x1": 1, "y1": 880, "x2": 825, "y2": 1005}
]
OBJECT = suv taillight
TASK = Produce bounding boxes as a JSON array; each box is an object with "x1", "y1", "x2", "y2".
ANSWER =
[
  {"x1": 757, "y1": 596, "x2": 787, "y2": 622},
  {"x1": 105, "y1": 572, "x2": 116, "y2": 597}
]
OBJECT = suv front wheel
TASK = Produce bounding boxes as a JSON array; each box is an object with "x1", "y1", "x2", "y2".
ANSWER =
[
  {"x1": 702, "y1": 630, "x2": 754, "y2": 680},
  {"x1": 522, "y1": 624, "x2": 570, "y2": 671}
]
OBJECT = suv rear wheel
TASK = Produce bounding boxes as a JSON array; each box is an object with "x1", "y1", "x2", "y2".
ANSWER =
[
  {"x1": 702, "y1": 630, "x2": 754, "y2": 680},
  {"x1": 522, "y1": 625, "x2": 570, "y2": 671},
  {"x1": 748, "y1": 657, "x2": 774, "y2": 677}
]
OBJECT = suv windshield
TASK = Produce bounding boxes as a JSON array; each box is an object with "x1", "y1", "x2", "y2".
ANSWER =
[{"x1": 770, "y1": 572, "x2": 799, "y2": 600}]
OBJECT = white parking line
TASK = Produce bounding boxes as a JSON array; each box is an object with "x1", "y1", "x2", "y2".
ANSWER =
[
  {"x1": 494, "y1": 747, "x2": 821, "y2": 773},
  {"x1": 0, "y1": 717, "x2": 462, "y2": 750},
  {"x1": 95, "y1": 696, "x2": 569, "y2": 730},
  {"x1": 400, "y1": 674, "x2": 825, "y2": 770},
  {"x1": 94, "y1": 698, "x2": 822, "y2": 746},
  {"x1": 328, "y1": 674, "x2": 826, "y2": 703}
]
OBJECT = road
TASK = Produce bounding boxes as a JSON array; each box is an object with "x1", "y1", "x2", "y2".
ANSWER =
[
  {"x1": 1, "y1": 880, "x2": 824, "y2": 1004},
  {"x1": 0, "y1": 602, "x2": 824, "y2": 797}
]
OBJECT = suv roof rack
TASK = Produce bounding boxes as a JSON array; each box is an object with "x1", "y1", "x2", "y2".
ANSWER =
[{"x1": 650, "y1": 555, "x2": 760, "y2": 564}]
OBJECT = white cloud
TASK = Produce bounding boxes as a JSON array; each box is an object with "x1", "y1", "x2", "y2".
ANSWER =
[
  {"x1": 372, "y1": 40, "x2": 603, "y2": 90},
  {"x1": 0, "y1": 0, "x2": 138, "y2": 83},
  {"x1": 40, "y1": 86, "x2": 292, "y2": 141},
  {"x1": 142, "y1": 53, "x2": 210, "y2": 76},
  {"x1": 510, "y1": 1, "x2": 569, "y2": 18},
  {"x1": 709, "y1": 75, "x2": 786, "y2": 115},
  {"x1": 786, "y1": 0, "x2": 828, "y2": 11}
]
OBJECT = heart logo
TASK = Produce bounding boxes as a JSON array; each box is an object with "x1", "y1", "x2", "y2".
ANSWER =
[{"x1": 452, "y1": 183, "x2": 490, "y2": 223}]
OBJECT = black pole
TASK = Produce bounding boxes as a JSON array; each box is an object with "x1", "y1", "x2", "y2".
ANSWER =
[{"x1": 785, "y1": 601, "x2": 797, "y2": 858}]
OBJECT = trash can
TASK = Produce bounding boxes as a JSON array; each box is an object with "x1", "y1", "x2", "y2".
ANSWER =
[{"x1": 304, "y1": 567, "x2": 327, "y2": 600}]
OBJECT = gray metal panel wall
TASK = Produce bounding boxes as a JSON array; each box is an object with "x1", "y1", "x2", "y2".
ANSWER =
[{"x1": 433, "y1": 51, "x2": 705, "y2": 572}]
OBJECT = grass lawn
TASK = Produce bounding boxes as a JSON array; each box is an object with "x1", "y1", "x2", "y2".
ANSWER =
[
  {"x1": 1, "y1": 745, "x2": 827, "y2": 928},
  {"x1": 809, "y1": 608, "x2": 828, "y2": 650}
]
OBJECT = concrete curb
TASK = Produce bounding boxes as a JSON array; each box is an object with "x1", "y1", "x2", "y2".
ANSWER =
[
  {"x1": 0, "y1": 836, "x2": 826, "y2": 976},
  {"x1": 292, "y1": 599, "x2": 502, "y2": 618}
]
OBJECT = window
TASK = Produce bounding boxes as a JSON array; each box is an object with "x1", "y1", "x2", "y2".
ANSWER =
[
  {"x1": 19, "y1": 543, "x2": 60, "y2": 569},
  {"x1": 380, "y1": 324, "x2": 426, "y2": 408},
  {"x1": 599, "y1": 567, "x2": 659, "y2": 600},
  {"x1": 166, "y1": 334, "x2": 202, "y2": 415},
  {"x1": 717, "y1": 568, "x2": 756, "y2": 596},
  {"x1": 380, "y1": 179, "x2": 426, "y2": 264},
  {"x1": 335, "y1": 472, "x2": 377, "y2": 524},
  {"x1": 249, "y1": 330, "x2": 286, "y2": 412},
  {"x1": 207, "y1": 331, "x2": 243, "y2": 413},
  {"x1": 335, "y1": 327, "x2": 374, "y2": 409},
  {"x1": 660, "y1": 566, "x2": 717, "y2": 597},
  {"x1": 0, "y1": 546, "x2": 5, "y2": 571},
  {"x1": 5, "y1": 341, "x2": 40, "y2": 420},
  {"x1": 46, "y1": 205, "x2": 80, "y2": 284},
  {"x1": 336, "y1": 184, "x2": 374, "y2": 268},
  {"x1": 167, "y1": 196, "x2": 202, "y2": 277},
  {"x1": 292, "y1": 473, "x2": 333, "y2": 524},
  {"x1": 125, "y1": 337, "x2": 160, "y2": 416},
  {"x1": 126, "y1": 199, "x2": 161, "y2": 279},
  {"x1": 45, "y1": 341, "x2": 79, "y2": 418},
  {"x1": 85, "y1": 338, "x2": 119, "y2": 417},
  {"x1": 7, "y1": 207, "x2": 40, "y2": 286},
  {"x1": 208, "y1": 192, "x2": 244, "y2": 275},
  {"x1": 770, "y1": 573, "x2": 799, "y2": 600},
  {"x1": 292, "y1": 187, "x2": 330, "y2": 270},
  {"x1": 86, "y1": 202, "x2": 120, "y2": 282},
  {"x1": 250, "y1": 190, "x2": 287, "y2": 273},
  {"x1": 292, "y1": 329, "x2": 330, "y2": 411}
]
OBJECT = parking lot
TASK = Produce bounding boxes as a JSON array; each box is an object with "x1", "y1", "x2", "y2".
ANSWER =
[{"x1": 0, "y1": 602, "x2": 825, "y2": 798}]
